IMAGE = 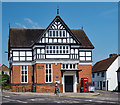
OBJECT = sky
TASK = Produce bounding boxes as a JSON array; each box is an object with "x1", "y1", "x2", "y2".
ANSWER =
[{"x1": 2, "y1": 2, "x2": 118, "y2": 67}]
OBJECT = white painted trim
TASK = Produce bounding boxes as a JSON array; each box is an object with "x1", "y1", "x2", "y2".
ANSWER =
[
  {"x1": 21, "y1": 66, "x2": 28, "y2": 84},
  {"x1": 35, "y1": 60, "x2": 79, "y2": 64},
  {"x1": 12, "y1": 62, "x2": 32, "y2": 65},
  {"x1": 11, "y1": 48, "x2": 32, "y2": 51},
  {"x1": 62, "y1": 71, "x2": 77, "y2": 93},
  {"x1": 79, "y1": 49, "x2": 92, "y2": 51},
  {"x1": 46, "y1": 55, "x2": 69, "y2": 58},
  {"x1": 33, "y1": 45, "x2": 45, "y2": 49},
  {"x1": 79, "y1": 62, "x2": 92, "y2": 65}
]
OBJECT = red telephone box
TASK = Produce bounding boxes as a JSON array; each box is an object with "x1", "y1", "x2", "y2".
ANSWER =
[{"x1": 81, "y1": 77, "x2": 89, "y2": 92}]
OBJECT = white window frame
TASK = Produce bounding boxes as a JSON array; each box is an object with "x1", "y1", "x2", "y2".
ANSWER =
[
  {"x1": 45, "y1": 64, "x2": 52, "y2": 83},
  {"x1": 21, "y1": 65, "x2": 28, "y2": 83},
  {"x1": 61, "y1": 63, "x2": 77, "y2": 70}
]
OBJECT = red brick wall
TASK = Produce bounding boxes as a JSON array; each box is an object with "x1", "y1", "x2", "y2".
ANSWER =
[
  {"x1": 77, "y1": 65, "x2": 92, "y2": 83},
  {"x1": 53, "y1": 63, "x2": 62, "y2": 84},
  {"x1": 36, "y1": 84, "x2": 63, "y2": 93},
  {"x1": 11, "y1": 65, "x2": 33, "y2": 92},
  {"x1": 36, "y1": 63, "x2": 45, "y2": 83},
  {"x1": 11, "y1": 85, "x2": 32, "y2": 92},
  {"x1": 12, "y1": 65, "x2": 21, "y2": 84}
]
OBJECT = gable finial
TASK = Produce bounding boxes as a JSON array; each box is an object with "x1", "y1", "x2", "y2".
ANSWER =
[
  {"x1": 57, "y1": 7, "x2": 59, "y2": 15},
  {"x1": 9, "y1": 23, "x2": 10, "y2": 28},
  {"x1": 81, "y1": 25, "x2": 83, "y2": 30}
]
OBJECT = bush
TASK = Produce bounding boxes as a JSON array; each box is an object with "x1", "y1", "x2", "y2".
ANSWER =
[{"x1": 0, "y1": 74, "x2": 10, "y2": 89}]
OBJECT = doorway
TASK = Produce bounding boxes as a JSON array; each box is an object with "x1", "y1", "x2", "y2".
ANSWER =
[
  {"x1": 65, "y1": 76, "x2": 73, "y2": 92},
  {"x1": 100, "y1": 81, "x2": 102, "y2": 90}
]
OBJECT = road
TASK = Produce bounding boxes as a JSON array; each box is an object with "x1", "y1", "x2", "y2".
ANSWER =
[{"x1": 1, "y1": 91, "x2": 120, "y2": 105}]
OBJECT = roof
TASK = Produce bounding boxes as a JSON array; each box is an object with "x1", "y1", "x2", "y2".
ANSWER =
[
  {"x1": 9, "y1": 28, "x2": 94, "y2": 48},
  {"x1": 0, "y1": 64, "x2": 9, "y2": 72},
  {"x1": 9, "y1": 15, "x2": 94, "y2": 49},
  {"x1": 92, "y1": 54, "x2": 118, "y2": 73}
]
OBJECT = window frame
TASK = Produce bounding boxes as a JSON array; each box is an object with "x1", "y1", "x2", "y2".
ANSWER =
[
  {"x1": 21, "y1": 65, "x2": 28, "y2": 83},
  {"x1": 45, "y1": 64, "x2": 52, "y2": 83}
]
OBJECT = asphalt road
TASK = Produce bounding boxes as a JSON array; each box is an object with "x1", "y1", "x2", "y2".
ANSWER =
[{"x1": 1, "y1": 91, "x2": 120, "y2": 105}]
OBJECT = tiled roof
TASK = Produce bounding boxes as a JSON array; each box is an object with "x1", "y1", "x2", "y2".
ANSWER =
[
  {"x1": 0, "y1": 64, "x2": 9, "y2": 71},
  {"x1": 9, "y1": 28, "x2": 94, "y2": 48},
  {"x1": 92, "y1": 54, "x2": 118, "y2": 73}
]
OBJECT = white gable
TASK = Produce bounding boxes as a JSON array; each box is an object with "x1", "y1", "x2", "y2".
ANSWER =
[{"x1": 38, "y1": 17, "x2": 79, "y2": 44}]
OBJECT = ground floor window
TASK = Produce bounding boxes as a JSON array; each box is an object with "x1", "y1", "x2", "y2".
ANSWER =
[
  {"x1": 103, "y1": 81, "x2": 106, "y2": 87},
  {"x1": 45, "y1": 64, "x2": 52, "y2": 83},
  {"x1": 21, "y1": 65, "x2": 28, "y2": 83}
]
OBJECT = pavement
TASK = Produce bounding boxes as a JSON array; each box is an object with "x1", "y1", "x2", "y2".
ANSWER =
[
  {"x1": 2, "y1": 89, "x2": 100, "y2": 98},
  {"x1": 1, "y1": 89, "x2": 120, "y2": 104}
]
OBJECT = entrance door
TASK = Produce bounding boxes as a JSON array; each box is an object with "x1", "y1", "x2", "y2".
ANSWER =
[
  {"x1": 65, "y1": 76, "x2": 73, "y2": 92},
  {"x1": 100, "y1": 81, "x2": 102, "y2": 90}
]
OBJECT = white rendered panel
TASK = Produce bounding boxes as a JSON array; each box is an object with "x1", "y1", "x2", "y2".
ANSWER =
[
  {"x1": 20, "y1": 57, "x2": 25, "y2": 61},
  {"x1": 80, "y1": 52, "x2": 85, "y2": 56},
  {"x1": 86, "y1": 52, "x2": 91, "y2": 56},
  {"x1": 13, "y1": 57, "x2": 19, "y2": 61},
  {"x1": 80, "y1": 57, "x2": 85, "y2": 61},
  {"x1": 13, "y1": 51, "x2": 19, "y2": 56},
  {"x1": 46, "y1": 55, "x2": 69, "y2": 58},
  {"x1": 20, "y1": 51, "x2": 25, "y2": 56},
  {"x1": 26, "y1": 57, "x2": 32, "y2": 61},
  {"x1": 37, "y1": 49, "x2": 40, "y2": 53},
  {"x1": 49, "y1": 39, "x2": 52, "y2": 43},
  {"x1": 41, "y1": 49, "x2": 45, "y2": 54},
  {"x1": 26, "y1": 51, "x2": 32, "y2": 56},
  {"x1": 75, "y1": 49, "x2": 78, "y2": 54},
  {"x1": 86, "y1": 57, "x2": 91, "y2": 61}
]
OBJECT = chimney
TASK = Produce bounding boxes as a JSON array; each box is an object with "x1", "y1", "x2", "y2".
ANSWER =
[{"x1": 109, "y1": 53, "x2": 117, "y2": 57}]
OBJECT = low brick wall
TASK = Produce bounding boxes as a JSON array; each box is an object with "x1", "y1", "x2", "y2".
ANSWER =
[
  {"x1": 11, "y1": 84, "x2": 32, "y2": 92},
  {"x1": 35, "y1": 83, "x2": 63, "y2": 93}
]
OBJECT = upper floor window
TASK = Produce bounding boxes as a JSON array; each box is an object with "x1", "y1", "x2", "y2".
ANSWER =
[
  {"x1": 49, "y1": 30, "x2": 66, "y2": 37},
  {"x1": 61, "y1": 64, "x2": 77, "y2": 70},
  {"x1": 97, "y1": 72, "x2": 99, "y2": 76},
  {"x1": 101, "y1": 72, "x2": 104, "y2": 77},
  {"x1": 21, "y1": 65, "x2": 28, "y2": 83},
  {"x1": 79, "y1": 51, "x2": 92, "y2": 61},
  {"x1": 46, "y1": 45, "x2": 69, "y2": 54},
  {"x1": 12, "y1": 50, "x2": 32, "y2": 61}
]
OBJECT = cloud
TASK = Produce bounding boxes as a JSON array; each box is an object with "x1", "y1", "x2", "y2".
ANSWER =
[
  {"x1": 15, "y1": 22, "x2": 27, "y2": 28},
  {"x1": 99, "y1": 8, "x2": 117, "y2": 17},
  {"x1": 24, "y1": 18, "x2": 40, "y2": 28}
]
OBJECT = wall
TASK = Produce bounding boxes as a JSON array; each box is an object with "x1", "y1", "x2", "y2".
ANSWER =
[
  {"x1": 92, "y1": 71, "x2": 107, "y2": 90},
  {"x1": 107, "y1": 56, "x2": 120, "y2": 91}
]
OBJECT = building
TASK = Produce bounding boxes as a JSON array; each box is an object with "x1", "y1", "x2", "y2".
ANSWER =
[
  {"x1": 8, "y1": 9, "x2": 94, "y2": 93},
  {"x1": 117, "y1": 67, "x2": 120, "y2": 92},
  {"x1": 92, "y1": 54, "x2": 120, "y2": 91},
  {"x1": 0, "y1": 64, "x2": 9, "y2": 75}
]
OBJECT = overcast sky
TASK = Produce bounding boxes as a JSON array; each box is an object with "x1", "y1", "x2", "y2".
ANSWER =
[{"x1": 2, "y1": 2, "x2": 118, "y2": 66}]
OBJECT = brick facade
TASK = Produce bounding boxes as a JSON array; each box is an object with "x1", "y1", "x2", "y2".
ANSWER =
[{"x1": 11, "y1": 63, "x2": 92, "y2": 93}]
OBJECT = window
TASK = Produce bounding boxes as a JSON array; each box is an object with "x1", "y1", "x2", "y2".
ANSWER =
[
  {"x1": 36, "y1": 48, "x2": 45, "y2": 59},
  {"x1": 13, "y1": 50, "x2": 32, "y2": 61},
  {"x1": 45, "y1": 64, "x2": 52, "y2": 83},
  {"x1": 46, "y1": 45, "x2": 69, "y2": 54},
  {"x1": 79, "y1": 51, "x2": 92, "y2": 61},
  {"x1": 101, "y1": 72, "x2": 104, "y2": 77},
  {"x1": 21, "y1": 66, "x2": 28, "y2": 83},
  {"x1": 98, "y1": 82, "x2": 99, "y2": 87},
  {"x1": 92, "y1": 73, "x2": 95, "y2": 78},
  {"x1": 53, "y1": 31, "x2": 55, "y2": 37},
  {"x1": 103, "y1": 82, "x2": 106, "y2": 87},
  {"x1": 97, "y1": 72, "x2": 99, "y2": 76},
  {"x1": 61, "y1": 64, "x2": 77, "y2": 69},
  {"x1": 63, "y1": 31, "x2": 65, "y2": 37},
  {"x1": 93, "y1": 82, "x2": 95, "y2": 86}
]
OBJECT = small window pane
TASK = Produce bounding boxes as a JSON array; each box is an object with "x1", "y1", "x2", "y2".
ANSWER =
[
  {"x1": 13, "y1": 51, "x2": 19, "y2": 56},
  {"x1": 86, "y1": 52, "x2": 91, "y2": 56},
  {"x1": 80, "y1": 52, "x2": 85, "y2": 56},
  {"x1": 20, "y1": 51, "x2": 25, "y2": 56},
  {"x1": 53, "y1": 31, "x2": 55, "y2": 36}
]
